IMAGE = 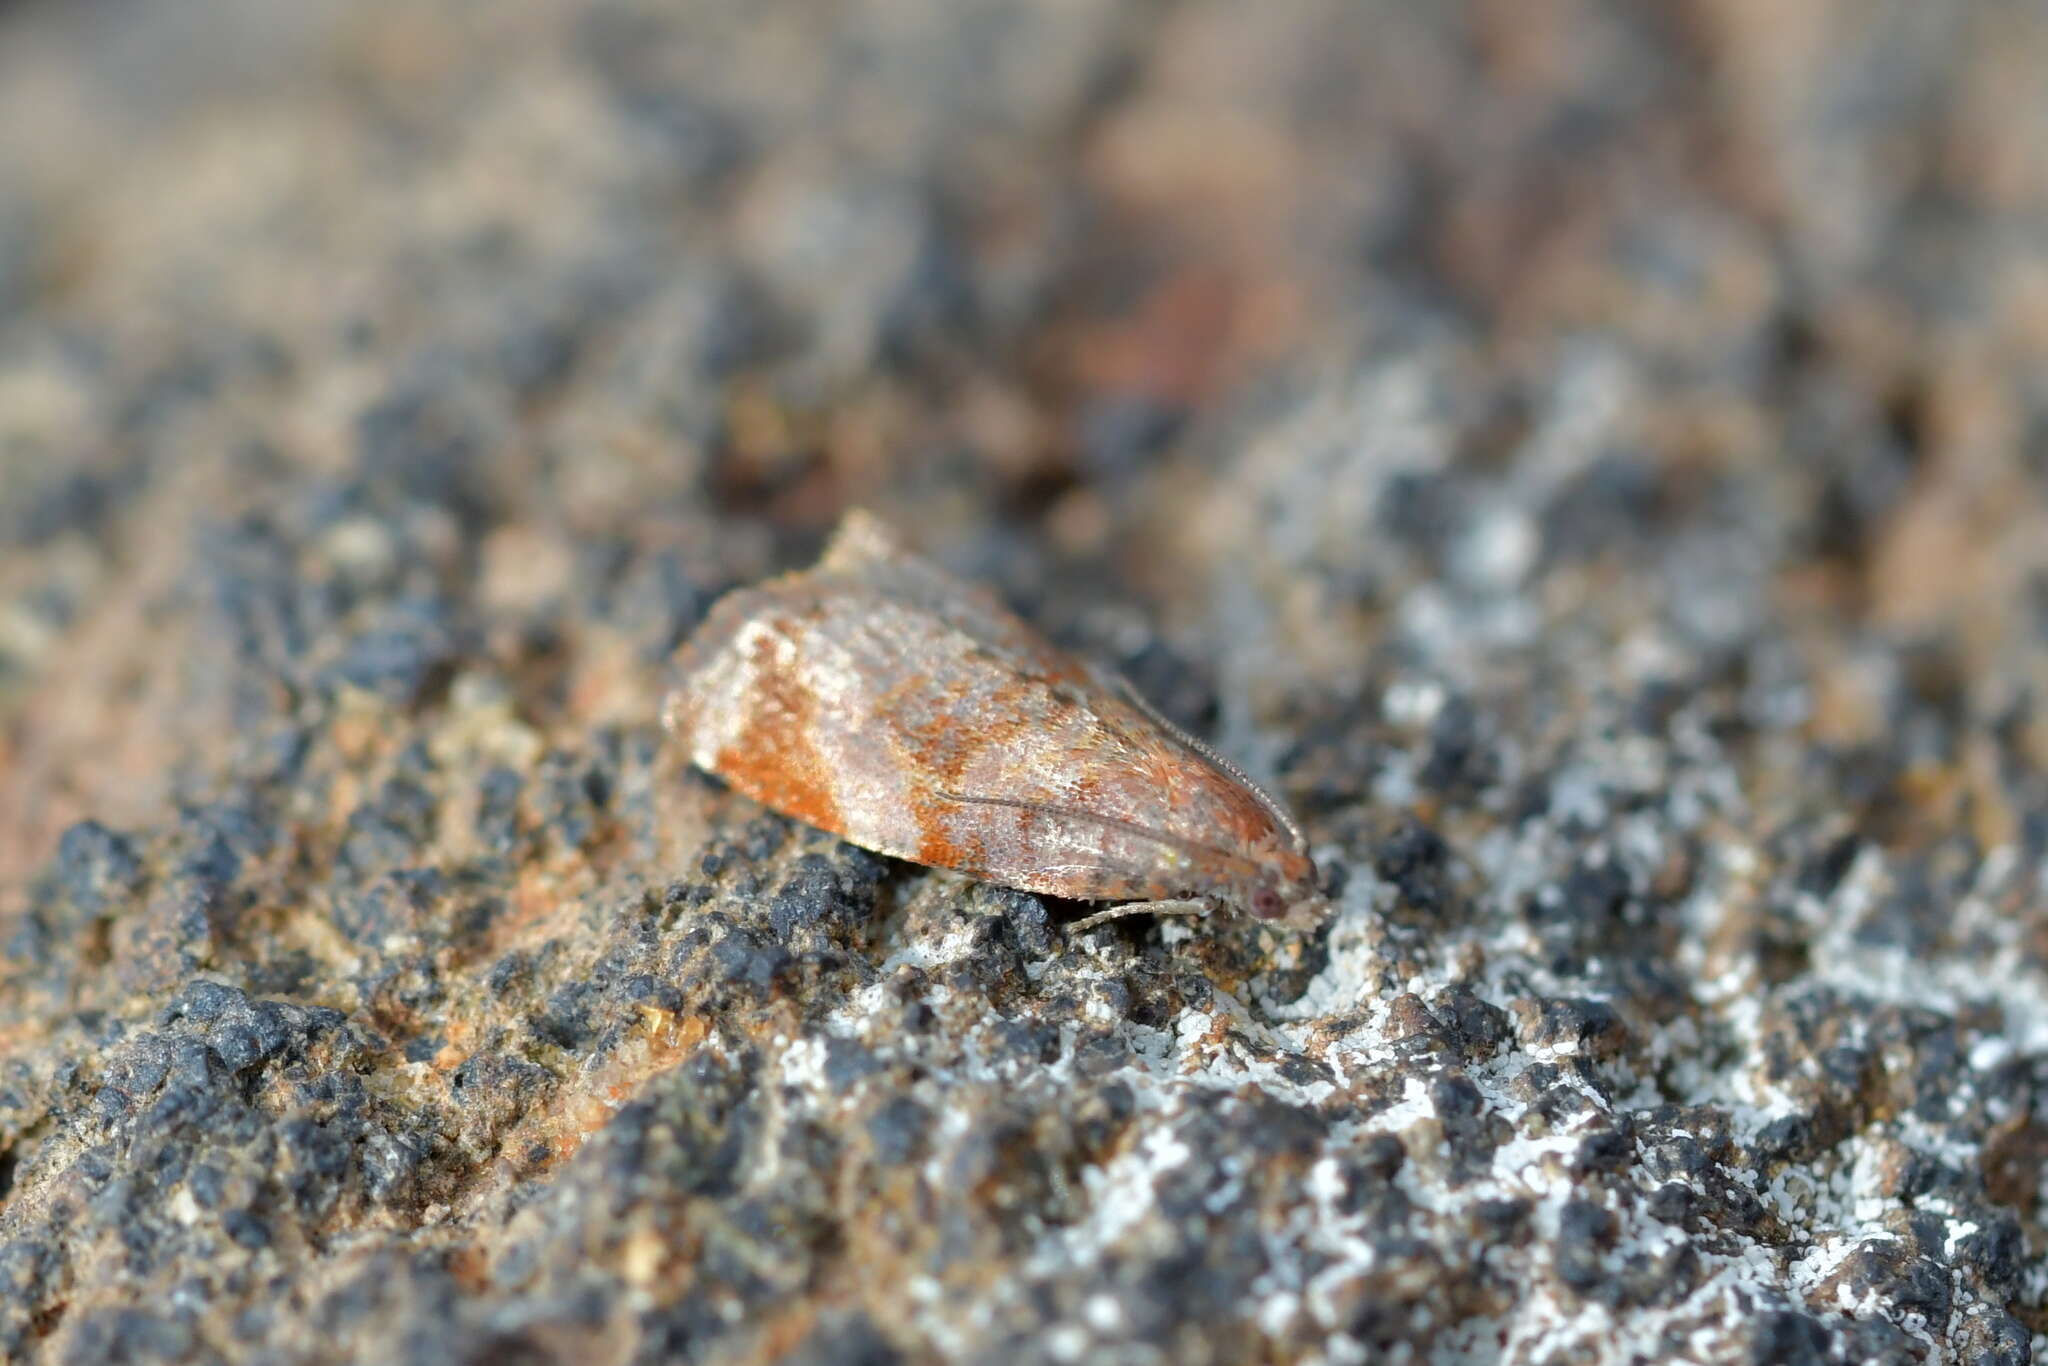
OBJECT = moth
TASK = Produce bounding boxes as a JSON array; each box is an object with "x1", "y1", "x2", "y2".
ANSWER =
[{"x1": 664, "y1": 511, "x2": 1328, "y2": 931}]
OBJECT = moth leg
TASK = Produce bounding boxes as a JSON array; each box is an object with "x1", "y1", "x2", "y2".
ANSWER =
[{"x1": 1068, "y1": 899, "x2": 1212, "y2": 933}]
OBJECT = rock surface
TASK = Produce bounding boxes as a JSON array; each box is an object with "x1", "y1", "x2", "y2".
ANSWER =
[{"x1": 2, "y1": 1, "x2": 2047, "y2": 1363}]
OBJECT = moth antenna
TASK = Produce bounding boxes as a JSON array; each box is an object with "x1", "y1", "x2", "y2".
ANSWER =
[
  {"x1": 934, "y1": 790, "x2": 1259, "y2": 874},
  {"x1": 1105, "y1": 671, "x2": 1310, "y2": 854}
]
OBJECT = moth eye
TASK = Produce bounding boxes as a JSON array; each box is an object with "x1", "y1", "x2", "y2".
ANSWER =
[{"x1": 1250, "y1": 888, "x2": 1284, "y2": 919}]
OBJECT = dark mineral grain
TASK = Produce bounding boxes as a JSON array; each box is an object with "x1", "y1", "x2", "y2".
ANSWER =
[{"x1": 3, "y1": 1, "x2": 2047, "y2": 1363}]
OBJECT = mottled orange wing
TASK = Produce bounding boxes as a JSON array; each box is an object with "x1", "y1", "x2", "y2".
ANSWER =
[{"x1": 665, "y1": 513, "x2": 1306, "y2": 909}]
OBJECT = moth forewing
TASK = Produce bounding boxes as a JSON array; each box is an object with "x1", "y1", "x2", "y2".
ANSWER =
[{"x1": 665, "y1": 511, "x2": 1329, "y2": 930}]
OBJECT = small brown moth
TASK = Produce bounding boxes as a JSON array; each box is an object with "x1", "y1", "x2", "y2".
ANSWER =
[{"x1": 664, "y1": 511, "x2": 1328, "y2": 931}]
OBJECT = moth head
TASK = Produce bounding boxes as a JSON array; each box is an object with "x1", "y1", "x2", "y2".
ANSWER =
[{"x1": 1243, "y1": 848, "x2": 1330, "y2": 932}]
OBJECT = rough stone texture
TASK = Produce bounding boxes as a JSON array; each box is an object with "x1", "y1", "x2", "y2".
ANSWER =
[{"x1": 2, "y1": 1, "x2": 2046, "y2": 1363}]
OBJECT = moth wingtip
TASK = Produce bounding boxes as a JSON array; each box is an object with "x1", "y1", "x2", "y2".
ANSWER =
[
  {"x1": 659, "y1": 688, "x2": 691, "y2": 739},
  {"x1": 820, "y1": 507, "x2": 907, "y2": 571}
]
